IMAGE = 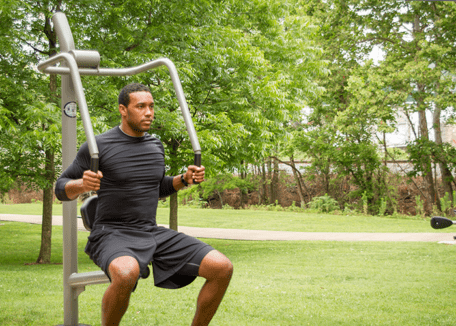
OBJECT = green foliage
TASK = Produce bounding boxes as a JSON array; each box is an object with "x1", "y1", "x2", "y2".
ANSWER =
[
  {"x1": 415, "y1": 195, "x2": 425, "y2": 218},
  {"x1": 308, "y1": 193, "x2": 339, "y2": 213},
  {"x1": 387, "y1": 148, "x2": 408, "y2": 161},
  {"x1": 179, "y1": 174, "x2": 257, "y2": 208},
  {"x1": 0, "y1": 99, "x2": 62, "y2": 191},
  {"x1": 362, "y1": 191, "x2": 369, "y2": 215},
  {"x1": 440, "y1": 192, "x2": 453, "y2": 217},
  {"x1": 407, "y1": 139, "x2": 456, "y2": 178},
  {"x1": 4, "y1": 0, "x2": 456, "y2": 220},
  {"x1": 264, "y1": 200, "x2": 309, "y2": 213},
  {"x1": 378, "y1": 198, "x2": 387, "y2": 216},
  {"x1": 0, "y1": 193, "x2": 12, "y2": 204},
  {"x1": 1, "y1": 0, "x2": 326, "y2": 192}
]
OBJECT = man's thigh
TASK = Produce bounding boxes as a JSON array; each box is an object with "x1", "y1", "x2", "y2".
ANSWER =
[
  {"x1": 108, "y1": 256, "x2": 140, "y2": 281},
  {"x1": 196, "y1": 250, "x2": 233, "y2": 280}
]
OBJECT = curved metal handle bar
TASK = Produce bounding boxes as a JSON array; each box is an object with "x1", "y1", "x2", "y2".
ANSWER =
[
  {"x1": 37, "y1": 53, "x2": 99, "y2": 170},
  {"x1": 40, "y1": 58, "x2": 201, "y2": 155}
]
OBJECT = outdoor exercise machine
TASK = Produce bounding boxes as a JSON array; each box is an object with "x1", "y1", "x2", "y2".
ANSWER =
[
  {"x1": 37, "y1": 12, "x2": 201, "y2": 326},
  {"x1": 431, "y1": 216, "x2": 456, "y2": 229}
]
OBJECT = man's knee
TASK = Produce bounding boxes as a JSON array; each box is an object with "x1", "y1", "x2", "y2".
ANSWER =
[
  {"x1": 108, "y1": 256, "x2": 140, "y2": 292},
  {"x1": 199, "y1": 250, "x2": 233, "y2": 282}
]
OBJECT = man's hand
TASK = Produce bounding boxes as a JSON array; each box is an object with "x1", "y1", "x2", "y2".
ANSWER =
[
  {"x1": 82, "y1": 170, "x2": 103, "y2": 192},
  {"x1": 184, "y1": 165, "x2": 205, "y2": 184},
  {"x1": 65, "y1": 170, "x2": 103, "y2": 200}
]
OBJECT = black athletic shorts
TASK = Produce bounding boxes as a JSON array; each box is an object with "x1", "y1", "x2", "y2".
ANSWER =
[{"x1": 85, "y1": 225, "x2": 214, "y2": 289}]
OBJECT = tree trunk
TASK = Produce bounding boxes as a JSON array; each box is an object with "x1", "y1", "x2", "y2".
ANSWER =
[
  {"x1": 418, "y1": 108, "x2": 439, "y2": 213},
  {"x1": 267, "y1": 157, "x2": 273, "y2": 204},
  {"x1": 290, "y1": 156, "x2": 305, "y2": 207},
  {"x1": 216, "y1": 189, "x2": 223, "y2": 207},
  {"x1": 36, "y1": 13, "x2": 58, "y2": 263},
  {"x1": 168, "y1": 139, "x2": 180, "y2": 231},
  {"x1": 241, "y1": 160, "x2": 247, "y2": 179},
  {"x1": 272, "y1": 157, "x2": 279, "y2": 205},
  {"x1": 169, "y1": 192, "x2": 178, "y2": 231},
  {"x1": 413, "y1": 14, "x2": 440, "y2": 214},
  {"x1": 36, "y1": 149, "x2": 55, "y2": 264},
  {"x1": 433, "y1": 100, "x2": 453, "y2": 211},
  {"x1": 261, "y1": 160, "x2": 267, "y2": 205},
  {"x1": 323, "y1": 159, "x2": 330, "y2": 194},
  {"x1": 383, "y1": 131, "x2": 387, "y2": 166}
]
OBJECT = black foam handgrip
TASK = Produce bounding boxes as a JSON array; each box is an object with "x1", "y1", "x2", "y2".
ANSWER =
[
  {"x1": 193, "y1": 154, "x2": 202, "y2": 184},
  {"x1": 90, "y1": 157, "x2": 99, "y2": 173},
  {"x1": 194, "y1": 153, "x2": 201, "y2": 167}
]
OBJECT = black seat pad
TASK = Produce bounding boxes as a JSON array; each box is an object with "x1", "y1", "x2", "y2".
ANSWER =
[{"x1": 80, "y1": 195, "x2": 98, "y2": 231}]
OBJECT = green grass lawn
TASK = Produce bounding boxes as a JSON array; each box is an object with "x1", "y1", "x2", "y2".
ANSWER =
[
  {"x1": 0, "y1": 203, "x2": 81, "y2": 216},
  {"x1": 0, "y1": 203, "x2": 451, "y2": 233},
  {"x1": 1, "y1": 221, "x2": 455, "y2": 325}
]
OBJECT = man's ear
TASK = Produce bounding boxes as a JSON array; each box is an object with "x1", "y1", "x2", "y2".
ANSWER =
[{"x1": 119, "y1": 104, "x2": 127, "y2": 117}]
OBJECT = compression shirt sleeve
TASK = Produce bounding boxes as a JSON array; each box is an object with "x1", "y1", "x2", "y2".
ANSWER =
[
  {"x1": 159, "y1": 175, "x2": 177, "y2": 198},
  {"x1": 55, "y1": 142, "x2": 91, "y2": 201}
]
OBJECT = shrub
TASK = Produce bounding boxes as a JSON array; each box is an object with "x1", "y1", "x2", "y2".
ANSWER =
[
  {"x1": 440, "y1": 192, "x2": 452, "y2": 217},
  {"x1": 308, "y1": 194, "x2": 339, "y2": 213},
  {"x1": 378, "y1": 198, "x2": 387, "y2": 216}
]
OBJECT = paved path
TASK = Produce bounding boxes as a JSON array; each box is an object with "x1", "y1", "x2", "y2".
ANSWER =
[{"x1": 1, "y1": 214, "x2": 455, "y2": 243}]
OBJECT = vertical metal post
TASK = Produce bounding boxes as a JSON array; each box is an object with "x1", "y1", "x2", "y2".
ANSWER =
[
  {"x1": 52, "y1": 12, "x2": 80, "y2": 326},
  {"x1": 61, "y1": 77, "x2": 79, "y2": 325}
]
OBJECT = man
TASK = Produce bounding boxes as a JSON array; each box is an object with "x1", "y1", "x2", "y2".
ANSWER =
[{"x1": 55, "y1": 83, "x2": 233, "y2": 326}]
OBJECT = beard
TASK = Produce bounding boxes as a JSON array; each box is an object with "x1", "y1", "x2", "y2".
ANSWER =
[
  {"x1": 126, "y1": 109, "x2": 152, "y2": 133},
  {"x1": 126, "y1": 119, "x2": 151, "y2": 133}
]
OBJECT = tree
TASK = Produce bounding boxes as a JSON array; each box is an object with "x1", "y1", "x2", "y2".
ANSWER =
[
  {"x1": 0, "y1": 0, "x2": 64, "y2": 263},
  {"x1": 352, "y1": 0, "x2": 456, "y2": 213},
  {"x1": 295, "y1": 0, "x2": 456, "y2": 214},
  {"x1": 293, "y1": 0, "x2": 391, "y2": 212}
]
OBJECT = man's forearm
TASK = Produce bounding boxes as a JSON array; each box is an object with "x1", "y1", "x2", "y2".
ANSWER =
[
  {"x1": 173, "y1": 174, "x2": 188, "y2": 191},
  {"x1": 64, "y1": 179, "x2": 86, "y2": 201}
]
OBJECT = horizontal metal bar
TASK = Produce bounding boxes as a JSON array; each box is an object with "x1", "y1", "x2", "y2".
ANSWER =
[
  {"x1": 68, "y1": 271, "x2": 109, "y2": 287},
  {"x1": 40, "y1": 58, "x2": 201, "y2": 154},
  {"x1": 40, "y1": 58, "x2": 171, "y2": 76}
]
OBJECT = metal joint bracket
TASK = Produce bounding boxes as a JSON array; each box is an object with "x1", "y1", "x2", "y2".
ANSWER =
[
  {"x1": 69, "y1": 50, "x2": 100, "y2": 69},
  {"x1": 73, "y1": 286, "x2": 86, "y2": 299}
]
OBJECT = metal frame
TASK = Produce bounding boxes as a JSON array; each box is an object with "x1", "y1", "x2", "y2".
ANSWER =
[{"x1": 37, "y1": 12, "x2": 201, "y2": 326}]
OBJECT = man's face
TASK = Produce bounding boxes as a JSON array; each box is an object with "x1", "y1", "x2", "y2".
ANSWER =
[{"x1": 120, "y1": 91, "x2": 154, "y2": 136}]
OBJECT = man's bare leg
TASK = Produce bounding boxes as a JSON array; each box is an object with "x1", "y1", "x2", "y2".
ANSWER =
[
  {"x1": 192, "y1": 250, "x2": 233, "y2": 326},
  {"x1": 102, "y1": 256, "x2": 140, "y2": 326}
]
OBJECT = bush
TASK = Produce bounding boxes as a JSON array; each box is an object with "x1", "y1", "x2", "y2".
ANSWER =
[
  {"x1": 308, "y1": 194, "x2": 339, "y2": 213},
  {"x1": 178, "y1": 174, "x2": 257, "y2": 208},
  {"x1": 378, "y1": 198, "x2": 387, "y2": 216},
  {"x1": 440, "y1": 192, "x2": 452, "y2": 217}
]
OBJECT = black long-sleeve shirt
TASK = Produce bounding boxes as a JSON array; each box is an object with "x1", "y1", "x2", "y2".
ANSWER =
[{"x1": 55, "y1": 126, "x2": 176, "y2": 230}]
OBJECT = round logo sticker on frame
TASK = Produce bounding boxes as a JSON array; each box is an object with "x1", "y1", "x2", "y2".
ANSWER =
[{"x1": 64, "y1": 101, "x2": 77, "y2": 118}]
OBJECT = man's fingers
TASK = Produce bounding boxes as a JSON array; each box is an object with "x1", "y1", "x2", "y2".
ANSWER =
[
  {"x1": 188, "y1": 165, "x2": 205, "y2": 172},
  {"x1": 84, "y1": 170, "x2": 103, "y2": 179},
  {"x1": 191, "y1": 170, "x2": 205, "y2": 182},
  {"x1": 83, "y1": 170, "x2": 103, "y2": 191}
]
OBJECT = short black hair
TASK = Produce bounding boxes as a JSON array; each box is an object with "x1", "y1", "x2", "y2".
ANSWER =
[{"x1": 118, "y1": 83, "x2": 151, "y2": 107}]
